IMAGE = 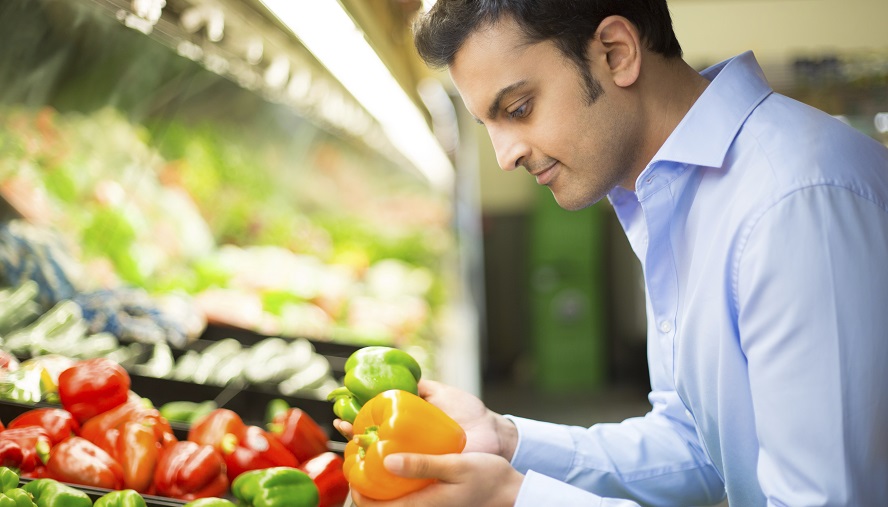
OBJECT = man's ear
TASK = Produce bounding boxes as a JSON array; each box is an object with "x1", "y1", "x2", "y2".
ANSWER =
[{"x1": 590, "y1": 16, "x2": 642, "y2": 88}]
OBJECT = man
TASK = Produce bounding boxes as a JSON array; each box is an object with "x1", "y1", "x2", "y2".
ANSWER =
[{"x1": 343, "y1": 1, "x2": 888, "y2": 505}]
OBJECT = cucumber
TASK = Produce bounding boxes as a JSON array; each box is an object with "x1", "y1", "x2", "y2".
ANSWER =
[{"x1": 160, "y1": 400, "x2": 218, "y2": 424}]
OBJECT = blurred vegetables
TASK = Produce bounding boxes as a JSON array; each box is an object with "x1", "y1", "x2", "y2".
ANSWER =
[{"x1": 159, "y1": 401, "x2": 217, "y2": 425}]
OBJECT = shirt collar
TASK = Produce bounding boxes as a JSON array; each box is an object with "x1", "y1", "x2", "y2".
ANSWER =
[{"x1": 650, "y1": 51, "x2": 773, "y2": 169}]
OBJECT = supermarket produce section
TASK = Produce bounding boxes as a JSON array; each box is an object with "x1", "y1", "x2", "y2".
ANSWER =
[
  {"x1": 0, "y1": 354, "x2": 351, "y2": 506},
  {"x1": 0, "y1": 0, "x2": 465, "y2": 505}
]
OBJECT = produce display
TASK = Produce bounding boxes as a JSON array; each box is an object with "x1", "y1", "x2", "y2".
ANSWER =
[
  {"x1": 0, "y1": 277, "x2": 339, "y2": 402},
  {"x1": 0, "y1": 105, "x2": 450, "y2": 354},
  {"x1": 0, "y1": 356, "x2": 348, "y2": 506}
]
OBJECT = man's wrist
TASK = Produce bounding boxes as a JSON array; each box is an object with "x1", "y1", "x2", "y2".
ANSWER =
[{"x1": 494, "y1": 413, "x2": 519, "y2": 462}]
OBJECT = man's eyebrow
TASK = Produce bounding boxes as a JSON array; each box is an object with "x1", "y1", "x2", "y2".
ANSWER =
[{"x1": 485, "y1": 80, "x2": 528, "y2": 121}]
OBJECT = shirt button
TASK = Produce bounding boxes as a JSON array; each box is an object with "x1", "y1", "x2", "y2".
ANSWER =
[{"x1": 658, "y1": 320, "x2": 673, "y2": 334}]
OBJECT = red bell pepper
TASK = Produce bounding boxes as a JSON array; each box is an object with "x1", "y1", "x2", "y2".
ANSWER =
[
  {"x1": 300, "y1": 451, "x2": 350, "y2": 507},
  {"x1": 46, "y1": 436, "x2": 125, "y2": 490},
  {"x1": 23, "y1": 464, "x2": 50, "y2": 478},
  {"x1": 0, "y1": 426, "x2": 51, "y2": 472},
  {"x1": 268, "y1": 407, "x2": 329, "y2": 462},
  {"x1": 221, "y1": 425, "x2": 299, "y2": 482},
  {"x1": 188, "y1": 409, "x2": 246, "y2": 452},
  {"x1": 154, "y1": 440, "x2": 229, "y2": 501},
  {"x1": 58, "y1": 358, "x2": 130, "y2": 423},
  {"x1": 112, "y1": 421, "x2": 159, "y2": 493},
  {"x1": 81, "y1": 397, "x2": 176, "y2": 450},
  {"x1": 7, "y1": 407, "x2": 80, "y2": 445}
]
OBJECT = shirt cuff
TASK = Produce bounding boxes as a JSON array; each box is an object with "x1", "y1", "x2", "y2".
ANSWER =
[
  {"x1": 506, "y1": 415, "x2": 577, "y2": 481},
  {"x1": 515, "y1": 470, "x2": 604, "y2": 507}
]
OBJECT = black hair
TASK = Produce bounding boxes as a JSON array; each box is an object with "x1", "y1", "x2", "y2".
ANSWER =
[{"x1": 413, "y1": 0, "x2": 682, "y2": 102}]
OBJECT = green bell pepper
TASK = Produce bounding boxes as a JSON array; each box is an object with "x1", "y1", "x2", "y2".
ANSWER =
[
  {"x1": 0, "y1": 468, "x2": 18, "y2": 493},
  {"x1": 182, "y1": 499, "x2": 236, "y2": 507},
  {"x1": 326, "y1": 386, "x2": 362, "y2": 423},
  {"x1": 21, "y1": 478, "x2": 91, "y2": 507},
  {"x1": 0, "y1": 489, "x2": 37, "y2": 507},
  {"x1": 327, "y1": 346, "x2": 422, "y2": 423},
  {"x1": 231, "y1": 467, "x2": 319, "y2": 507},
  {"x1": 94, "y1": 489, "x2": 147, "y2": 507}
]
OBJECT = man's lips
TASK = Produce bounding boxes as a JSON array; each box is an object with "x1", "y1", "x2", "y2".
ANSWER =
[{"x1": 530, "y1": 161, "x2": 558, "y2": 185}]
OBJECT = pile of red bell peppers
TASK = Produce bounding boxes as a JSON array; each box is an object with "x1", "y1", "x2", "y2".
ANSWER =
[{"x1": 0, "y1": 357, "x2": 349, "y2": 507}]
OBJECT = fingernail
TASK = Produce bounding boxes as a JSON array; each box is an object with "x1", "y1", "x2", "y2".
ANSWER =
[{"x1": 384, "y1": 454, "x2": 404, "y2": 472}]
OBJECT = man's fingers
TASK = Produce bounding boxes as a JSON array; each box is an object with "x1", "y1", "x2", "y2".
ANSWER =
[
  {"x1": 334, "y1": 418, "x2": 354, "y2": 439},
  {"x1": 416, "y1": 378, "x2": 441, "y2": 398},
  {"x1": 384, "y1": 453, "x2": 459, "y2": 481}
]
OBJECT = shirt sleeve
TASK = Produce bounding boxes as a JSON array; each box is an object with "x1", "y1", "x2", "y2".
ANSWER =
[
  {"x1": 736, "y1": 185, "x2": 888, "y2": 504},
  {"x1": 507, "y1": 388, "x2": 726, "y2": 506}
]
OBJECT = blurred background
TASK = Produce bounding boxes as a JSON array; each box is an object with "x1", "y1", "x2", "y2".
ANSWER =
[{"x1": 0, "y1": 0, "x2": 885, "y2": 433}]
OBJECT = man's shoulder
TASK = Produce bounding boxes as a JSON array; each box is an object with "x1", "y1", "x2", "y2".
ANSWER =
[{"x1": 731, "y1": 92, "x2": 888, "y2": 197}]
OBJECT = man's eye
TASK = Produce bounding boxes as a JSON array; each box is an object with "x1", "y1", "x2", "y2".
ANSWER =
[{"x1": 508, "y1": 102, "x2": 530, "y2": 119}]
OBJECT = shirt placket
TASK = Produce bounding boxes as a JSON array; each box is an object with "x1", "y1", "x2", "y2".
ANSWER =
[{"x1": 639, "y1": 171, "x2": 679, "y2": 381}]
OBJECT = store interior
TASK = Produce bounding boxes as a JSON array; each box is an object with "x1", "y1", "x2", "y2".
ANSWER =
[{"x1": 0, "y1": 0, "x2": 885, "y2": 504}]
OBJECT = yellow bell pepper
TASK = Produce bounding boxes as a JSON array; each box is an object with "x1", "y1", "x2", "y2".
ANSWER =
[{"x1": 343, "y1": 389, "x2": 466, "y2": 501}]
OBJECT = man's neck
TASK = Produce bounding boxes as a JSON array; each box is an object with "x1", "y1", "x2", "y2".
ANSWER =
[{"x1": 622, "y1": 55, "x2": 710, "y2": 190}]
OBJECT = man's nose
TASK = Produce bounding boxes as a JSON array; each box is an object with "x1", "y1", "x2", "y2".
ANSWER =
[{"x1": 489, "y1": 128, "x2": 529, "y2": 171}]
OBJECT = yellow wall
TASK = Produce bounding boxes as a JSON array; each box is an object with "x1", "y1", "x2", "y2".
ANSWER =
[{"x1": 671, "y1": 0, "x2": 888, "y2": 67}]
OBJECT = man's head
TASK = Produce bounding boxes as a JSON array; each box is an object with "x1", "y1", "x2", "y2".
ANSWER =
[
  {"x1": 415, "y1": 0, "x2": 681, "y2": 102},
  {"x1": 413, "y1": 0, "x2": 685, "y2": 209}
]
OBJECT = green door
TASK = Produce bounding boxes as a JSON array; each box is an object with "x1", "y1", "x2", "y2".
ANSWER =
[{"x1": 529, "y1": 187, "x2": 608, "y2": 392}]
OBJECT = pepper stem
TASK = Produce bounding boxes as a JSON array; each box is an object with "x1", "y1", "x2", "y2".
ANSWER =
[
  {"x1": 36, "y1": 439, "x2": 51, "y2": 464},
  {"x1": 353, "y1": 426, "x2": 379, "y2": 459},
  {"x1": 220, "y1": 433, "x2": 239, "y2": 455}
]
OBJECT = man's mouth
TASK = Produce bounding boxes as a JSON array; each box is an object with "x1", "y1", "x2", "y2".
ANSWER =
[{"x1": 530, "y1": 161, "x2": 558, "y2": 185}]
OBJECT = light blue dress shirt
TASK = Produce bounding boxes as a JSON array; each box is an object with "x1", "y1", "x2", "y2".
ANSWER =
[{"x1": 507, "y1": 51, "x2": 888, "y2": 506}]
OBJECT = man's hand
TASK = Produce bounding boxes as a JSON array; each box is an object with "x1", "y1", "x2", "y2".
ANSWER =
[
  {"x1": 334, "y1": 379, "x2": 518, "y2": 460},
  {"x1": 351, "y1": 452, "x2": 524, "y2": 507}
]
